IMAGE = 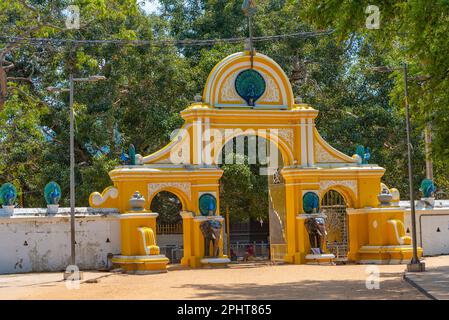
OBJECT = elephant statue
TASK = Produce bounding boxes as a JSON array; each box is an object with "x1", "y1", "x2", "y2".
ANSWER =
[
  {"x1": 304, "y1": 217, "x2": 327, "y2": 254},
  {"x1": 200, "y1": 220, "x2": 222, "y2": 258}
]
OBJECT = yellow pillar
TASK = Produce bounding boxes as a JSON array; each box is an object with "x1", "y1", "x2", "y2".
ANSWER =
[
  {"x1": 180, "y1": 211, "x2": 194, "y2": 266},
  {"x1": 112, "y1": 211, "x2": 169, "y2": 273},
  {"x1": 284, "y1": 183, "x2": 297, "y2": 263}
]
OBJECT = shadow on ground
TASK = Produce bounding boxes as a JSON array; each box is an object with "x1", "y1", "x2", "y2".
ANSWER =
[
  {"x1": 407, "y1": 265, "x2": 449, "y2": 300},
  {"x1": 175, "y1": 277, "x2": 426, "y2": 300}
]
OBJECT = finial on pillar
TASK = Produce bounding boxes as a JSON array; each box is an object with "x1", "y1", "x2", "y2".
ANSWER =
[
  {"x1": 194, "y1": 93, "x2": 203, "y2": 103},
  {"x1": 242, "y1": 0, "x2": 257, "y2": 68},
  {"x1": 244, "y1": 38, "x2": 251, "y2": 52},
  {"x1": 295, "y1": 96, "x2": 302, "y2": 104},
  {"x1": 129, "y1": 191, "x2": 145, "y2": 211}
]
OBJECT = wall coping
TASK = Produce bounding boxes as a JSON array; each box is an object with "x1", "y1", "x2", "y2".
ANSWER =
[
  {"x1": 296, "y1": 213, "x2": 327, "y2": 220},
  {"x1": 0, "y1": 207, "x2": 120, "y2": 220},
  {"x1": 194, "y1": 215, "x2": 224, "y2": 222},
  {"x1": 346, "y1": 207, "x2": 405, "y2": 215}
]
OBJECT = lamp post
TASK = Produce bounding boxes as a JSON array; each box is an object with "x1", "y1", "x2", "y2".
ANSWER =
[
  {"x1": 47, "y1": 74, "x2": 106, "y2": 267},
  {"x1": 370, "y1": 64, "x2": 425, "y2": 272}
]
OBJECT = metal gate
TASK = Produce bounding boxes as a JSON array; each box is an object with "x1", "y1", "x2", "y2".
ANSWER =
[{"x1": 321, "y1": 190, "x2": 348, "y2": 261}]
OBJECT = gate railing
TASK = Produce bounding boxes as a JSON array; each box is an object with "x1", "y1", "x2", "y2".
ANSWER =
[{"x1": 157, "y1": 223, "x2": 183, "y2": 234}]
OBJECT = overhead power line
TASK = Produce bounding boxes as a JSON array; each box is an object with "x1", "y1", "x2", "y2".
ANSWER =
[{"x1": 0, "y1": 30, "x2": 334, "y2": 47}]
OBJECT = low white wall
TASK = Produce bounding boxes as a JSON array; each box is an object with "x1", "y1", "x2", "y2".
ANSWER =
[
  {"x1": 402, "y1": 200, "x2": 449, "y2": 256},
  {"x1": 0, "y1": 207, "x2": 120, "y2": 274}
]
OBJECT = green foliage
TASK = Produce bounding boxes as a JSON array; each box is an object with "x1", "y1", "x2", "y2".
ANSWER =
[
  {"x1": 220, "y1": 155, "x2": 269, "y2": 222},
  {"x1": 301, "y1": 0, "x2": 449, "y2": 194},
  {"x1": 150, "y1": 191, "x2": 182, "y2": 224},
  {"x1": 0, "y1": 0, "x2": 447, "y2": 212}
]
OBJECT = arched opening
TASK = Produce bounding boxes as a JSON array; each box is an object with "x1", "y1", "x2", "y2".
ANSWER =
[
  {"x1": 321, "y1": 189, "x2": 348, "y2": 261},
  {"x1": 218, "y1": 134, "x2": 286, "y2": 263},
  {"x1": 150, "y1": 191, "x2": 183, "y2": 263}
]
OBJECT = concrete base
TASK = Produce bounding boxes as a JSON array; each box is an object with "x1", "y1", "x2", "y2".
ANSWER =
[
  {"x1": 407, "y1": 261, "x2": 426, "y2": 272},
  {"x1": 357, "y1": 245, "x2": 423, "y2": 264},
  {"x1": 200, "y1": 257, "x2": 230, "y2": 268},
  {"x1": 305, "y1": 253, "x2": 335, "y2": 265},
  {"x1": 111, "y1": 254, "x2": 169, "y2": 274}
]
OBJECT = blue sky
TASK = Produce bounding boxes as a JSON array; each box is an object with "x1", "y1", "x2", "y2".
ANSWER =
[{"x1": 139, "y1": 0, "x2": 160, "y2": 14}]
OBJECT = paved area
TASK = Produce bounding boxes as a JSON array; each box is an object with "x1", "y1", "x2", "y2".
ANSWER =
[
  {"x1": 405, "y1": 255, "x2": 449, "y2": 300},
  {"x1": 0, "y1": 260, "x2": 431, "y2": 300}
]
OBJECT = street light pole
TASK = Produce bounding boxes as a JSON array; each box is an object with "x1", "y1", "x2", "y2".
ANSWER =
[
  {"x1": 69, "y1": 74, "x2": 76, "y2": 266},
  {"x1": 370, "y1": 64, "x2": 425, "y2": 272},
  {"x1": 47, "y1": 75, "x2": 106, "y2": 269},
  {"x1": 403, "y1": 63, "x2": 425, "y2": 272}
]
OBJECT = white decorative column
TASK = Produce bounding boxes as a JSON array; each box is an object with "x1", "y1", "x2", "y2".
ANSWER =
[
  {"x1": 300, "y1": 118, "x2": 307, "y2": 167},
  {"x1": 203, "y1": 117, "x2": 211, "y2": 165},
  {"x1": 307, "y1": 118, "x2": 314, "y2": 167},
  {"x1": 194, "y1": 118, "x2": 203, "y2": 165}
]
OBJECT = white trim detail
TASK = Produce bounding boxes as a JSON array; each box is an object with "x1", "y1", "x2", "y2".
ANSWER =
[
  {"x1": 300, "y1": 119, "x2": 307, "y2": 167},
  {"x1": 204, "y1": 117, "x2": 212, "y2": 165},
  {"x1": 120, "y1": 212, "x2": 158, "y2": 219},
  {"x1": 91, "y1": 187, "x2": 119, "y2": 206},
  {"x1": 138, "y1": 227, "x2": 152, "y2": 255},
  {"x1": 387, "y1": 219, "x2": 405, "y2": 245},
  {"x1": 195, "y1": 119, "x2": 203, "y2": 165},
  {"x1": 307, "y1": 118, "x2": 314, "y2": 166}
]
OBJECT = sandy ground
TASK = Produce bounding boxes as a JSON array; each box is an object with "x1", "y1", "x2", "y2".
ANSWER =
[
  {"x1": 405, "y1": 255, "x2": 449, "y2": 300},
  {"x1": 0, "y1": 259, "x2": 435, "y2": 300}
]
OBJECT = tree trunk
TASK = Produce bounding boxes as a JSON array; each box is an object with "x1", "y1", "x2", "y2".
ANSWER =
[{"x1": 0, "y1": 66, "x2": 6, "y2": 110}]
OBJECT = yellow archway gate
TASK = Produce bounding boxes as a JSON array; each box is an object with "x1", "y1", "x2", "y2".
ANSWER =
[{"x1": 90, "y1": 50, "x2": 421, "y2": 270}]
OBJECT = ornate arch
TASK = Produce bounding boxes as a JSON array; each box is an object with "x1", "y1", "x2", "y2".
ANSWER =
[
  {"x1": 203, "y1": 52, "x2": 295, "y2": 109},
  {"x1": 319, "y1": 181, "x2": 357, "y2": 208},
  {"x1": 147, "y1": 183, "x2": 191, "y2": 211},
  {"x1": 212, "y1": 128, "x2": 294, "y2": 166}
]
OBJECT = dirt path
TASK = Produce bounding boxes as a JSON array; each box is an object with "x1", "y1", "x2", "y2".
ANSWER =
[{"x1": 0, "y1": 261, "x2": 428, "y2": 300}]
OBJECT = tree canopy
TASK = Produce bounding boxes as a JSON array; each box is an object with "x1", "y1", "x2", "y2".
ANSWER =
[{"x1": 1, "y1": 0, "x2": 447, "y2": 219}]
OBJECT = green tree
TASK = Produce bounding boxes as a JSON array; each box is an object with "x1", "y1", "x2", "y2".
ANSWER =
[{"x1": 300, "y1": 0, "x2": 449, "y2": 193}]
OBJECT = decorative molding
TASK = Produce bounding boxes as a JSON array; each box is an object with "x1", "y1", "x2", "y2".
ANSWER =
[
  {"x1": 275, "y1": 128, "x2": 294, "y2": 150},
  {"x1": 148, "y1": 182, "x2": 191, "y2": 201},
  {"x1": 220, "y1": 72, "x2": 243, "y2": 103},
  {"x1": 319, "y1": 180, "x2": 358, "y2": 197},
  {"x1": 91, "y1": 187, "x2": 119, "y2": 206},
  {"x1": 259, "y1": 75, "x2": 280, "y2": 103},
  {"x1": 314, "y1": 142, "x2": 345, "y2": 163}
]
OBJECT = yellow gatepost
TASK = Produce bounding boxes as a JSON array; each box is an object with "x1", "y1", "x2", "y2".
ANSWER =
[
  {"x1": 90, "y1": 50, "x2": 421, "y2": 269},
  {"x1": 110, "y1": 192, "x2": 169, "y2": 273}
]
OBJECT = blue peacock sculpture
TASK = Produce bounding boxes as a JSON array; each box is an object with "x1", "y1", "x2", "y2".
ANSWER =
[
  {"x1": 356, "y1": 145, "x2": 370, "y2": 164},
  {"x1": 120, "y1": 144, "x2": 136, "y2": 165},
  {"x1": 0, "y1": 183, "x2": 17, "y2": 206},
  {"x1": 420, "y1": 179, "x2": 436, "y2": 198},
  {"x1": 44, "y1": 181, "x2": 61, "y2": 205},
  {"x1": 303, "y1": 192, "x2": 319, "y2": 214}
]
